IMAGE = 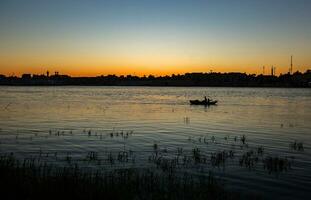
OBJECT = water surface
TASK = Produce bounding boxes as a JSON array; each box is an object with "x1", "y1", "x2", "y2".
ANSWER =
[{"x1": 0, "y1": 86, "x2": 310, "y2": 199}]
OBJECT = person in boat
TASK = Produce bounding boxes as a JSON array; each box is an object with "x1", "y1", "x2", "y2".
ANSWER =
[{"x1": 204, "y1": 96, "x2": 211, "y2": 104}]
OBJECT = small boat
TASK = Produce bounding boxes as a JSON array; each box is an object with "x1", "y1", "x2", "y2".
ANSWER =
[{"x1": 190, "y1": 99, "x2": 218, "y2": 106}]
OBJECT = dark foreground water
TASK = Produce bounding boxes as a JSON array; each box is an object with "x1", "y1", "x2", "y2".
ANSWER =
[{"x1": 0, "y1": 86, "x2": 310, "y2": 199}]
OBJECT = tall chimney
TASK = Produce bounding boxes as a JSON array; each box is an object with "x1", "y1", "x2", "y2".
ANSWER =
[{"x1": 290, "y1": 55, "x2": 293, "y2": 74}]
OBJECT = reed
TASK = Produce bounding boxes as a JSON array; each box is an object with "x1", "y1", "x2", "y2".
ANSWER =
[
  {"x1": 263, "y1": 156, "x2": 292, "y2": 174},
  {"x1": 290, "y1": 141, "x2": 304, "y2": 151},
  {"x1": 0, "y1": 153, "x2": 240, "y2": 200}
]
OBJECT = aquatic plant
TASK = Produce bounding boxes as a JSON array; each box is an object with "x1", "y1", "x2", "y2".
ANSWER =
[
  {"x1": 290, "y1": 141, "x2": 304, "y2": 151},
  {"x1": 192, "y1": 147, "x2": 202, "y2": 163},
  {"x1": 239, "y1": 150, "x2": 259, "y2": 169},
  {"x1": 0, "y1": 153, "x2": 239, "y2": 200},
  {"x1": 241, "y1": 135, "x2": 246, "y2": 145},
  {"x1": 257, "y1": 146, "x2": 264, "y2": 155},
  {"x1": 107, "y1": 152, "x2": 114, "y2": 165},
  {"x1": 177, "y1": 147, "x2": 183, "y2": 156},
  {"x1": 211, "y1": 150, "x2": 234, "y2": 167},
  {"x1": 86, "y1": 151, "x2": 99, "y2": 161},
  {"x1": 153, "y1": 142, "x2": 158, "y2": 151},
  {"x1": 65, "y1": 152, "x2": 72, "y2": 163},
  {"x1": 263, "y1": 156, "x2": 291, "y2": 174},
  {"x1": 117, "y1": 151, "x2": 129, "y2": 163}
]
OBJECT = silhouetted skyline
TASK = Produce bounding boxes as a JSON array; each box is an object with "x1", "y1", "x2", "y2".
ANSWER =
[{"x1": 1, "y1": 70, "x2": 310, "y2": 87}]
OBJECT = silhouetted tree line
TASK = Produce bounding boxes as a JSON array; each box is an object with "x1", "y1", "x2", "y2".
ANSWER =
[{"x1": 0, "y1": 70, "x2": 310, "y2": 87}]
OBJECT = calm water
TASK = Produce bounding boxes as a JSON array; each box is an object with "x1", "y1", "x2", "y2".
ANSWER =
[{"x1": 0, "y1": 86, "x2": 311, "y2": 199}]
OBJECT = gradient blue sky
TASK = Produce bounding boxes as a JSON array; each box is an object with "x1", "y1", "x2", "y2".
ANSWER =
[{"x1": 0, "y1": 0, "x2": 310, "y2": 76}]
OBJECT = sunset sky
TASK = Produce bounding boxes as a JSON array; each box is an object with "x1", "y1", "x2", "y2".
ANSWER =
[{"x1": 0, "y1": 0, "x2": 310, "y2": 76}]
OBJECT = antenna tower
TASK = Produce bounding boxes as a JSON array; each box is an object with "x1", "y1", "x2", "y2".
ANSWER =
[{"x1": 290, "y1": 55, "x2": 293, "y2": 74}]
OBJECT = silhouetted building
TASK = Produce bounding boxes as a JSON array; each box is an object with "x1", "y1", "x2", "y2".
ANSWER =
[{"x1": 22, "y1": 74, "x2": 31, "y2": 79}]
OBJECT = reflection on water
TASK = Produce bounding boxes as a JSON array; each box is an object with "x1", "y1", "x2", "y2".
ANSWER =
[{"x1": 0, "y1": 86, "x2": 311, "y2": 199}]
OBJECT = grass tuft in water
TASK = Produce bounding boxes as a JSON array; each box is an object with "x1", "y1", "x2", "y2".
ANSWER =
[{"x1": 0, "y1": 153, "x2": 244, "y2": 200}]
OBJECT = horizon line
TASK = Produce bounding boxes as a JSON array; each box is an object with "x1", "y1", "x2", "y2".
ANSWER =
[{"x1": 1, "y1": 69, "x2": 310, "y2": 78}]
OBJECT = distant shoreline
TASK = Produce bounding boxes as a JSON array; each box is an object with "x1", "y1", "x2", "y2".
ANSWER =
[
  {"x1": 1, "y1": 71, "x2": 310, "y2": 88},
  {"x1": 0, "y1": 84, "x2": 310, "y2": 88}
]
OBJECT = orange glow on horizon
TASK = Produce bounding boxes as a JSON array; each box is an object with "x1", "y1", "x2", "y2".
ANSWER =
[
  {"x1": 1, "y1": 63, "x2": 310, "y2": 77},
  {"x1": 0, "y1": 52, "x2": 310, "y2": 77}
]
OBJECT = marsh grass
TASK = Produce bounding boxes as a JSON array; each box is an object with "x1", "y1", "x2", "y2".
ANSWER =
[
  {"x1": 290, "y1": 141, "x2": 304, "y2": 151},
  {"x1": 0, "y1": 129, "x2": 303, "y2": 199},
  {"x1": 263, "y1": 156, "x2": 292, "y2": 174},
  {"x1": 0, "y1": 153, "x2": 242, "y2": 200},
  {"x1": 5, "y1": 131, "x2": 298, "y2": 175}
]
